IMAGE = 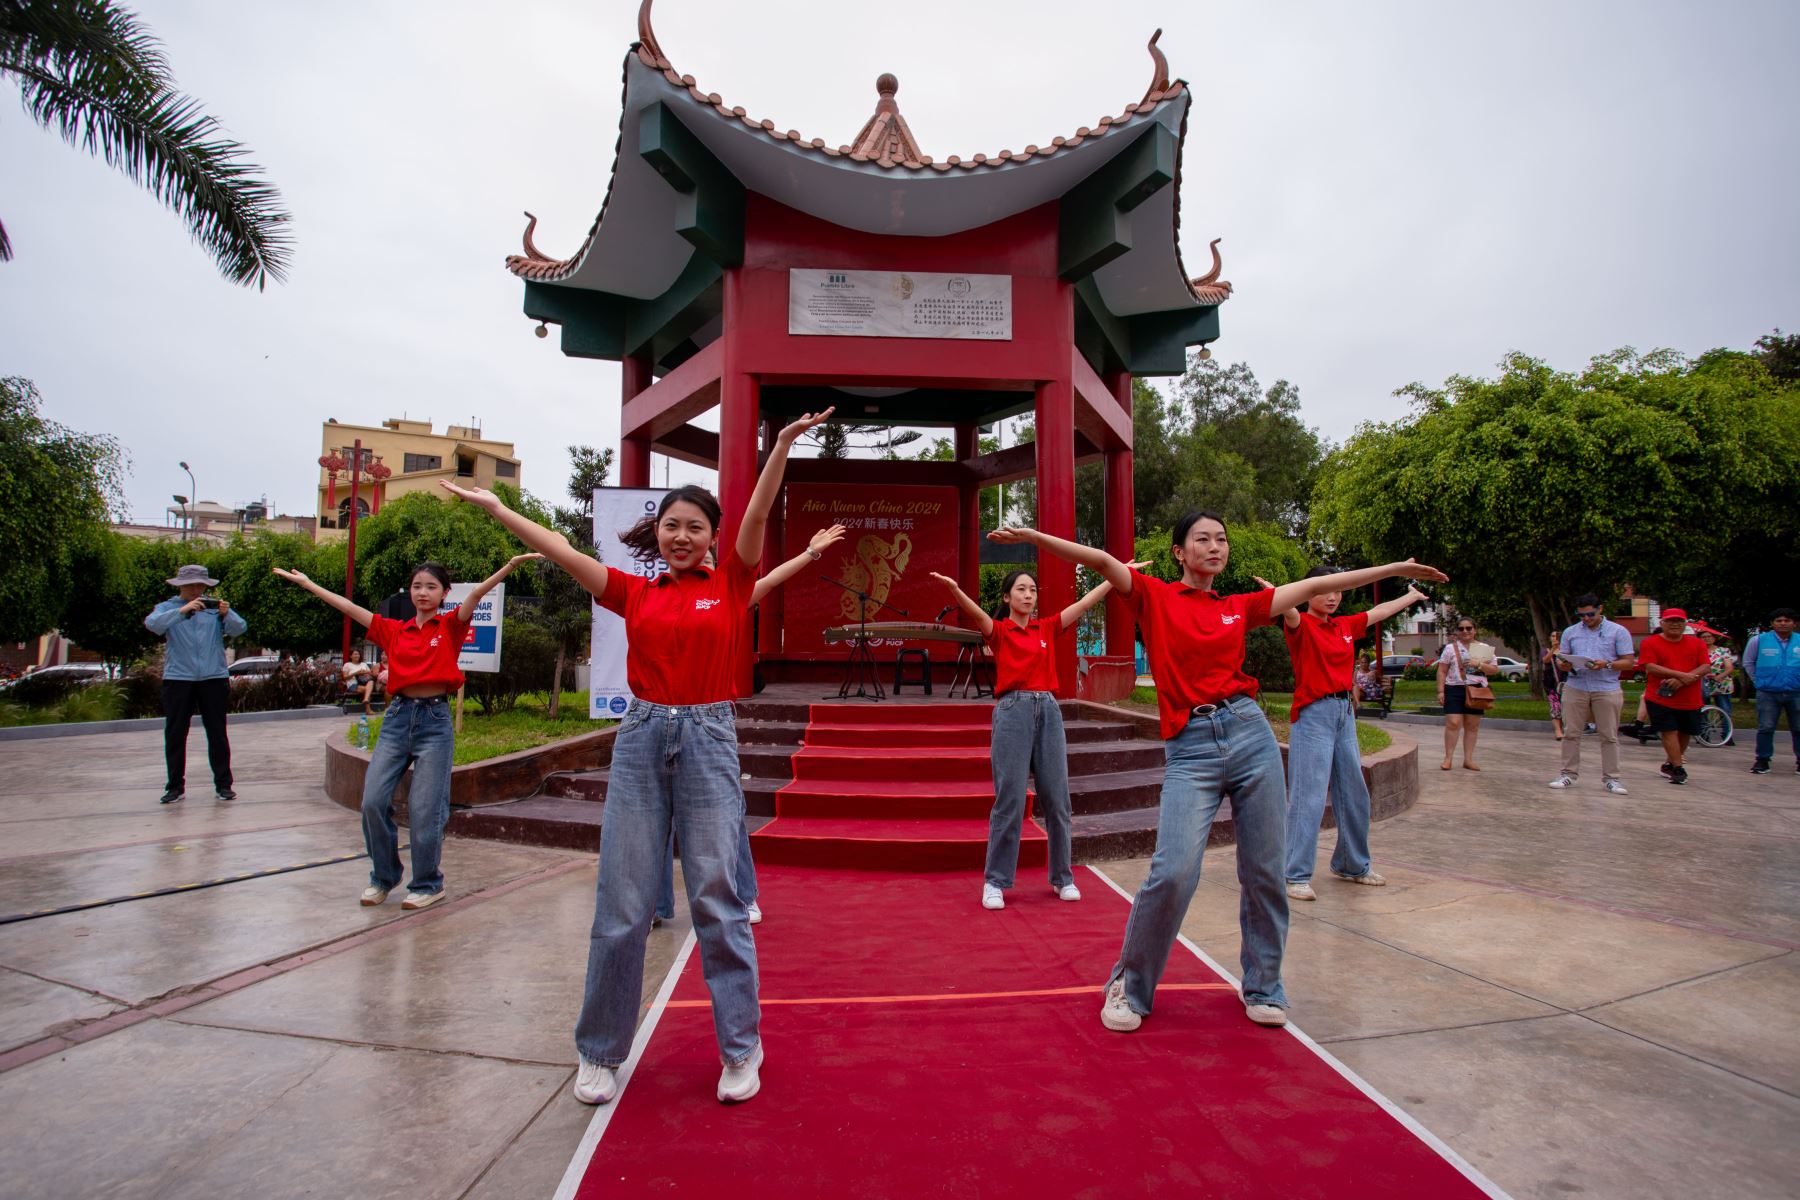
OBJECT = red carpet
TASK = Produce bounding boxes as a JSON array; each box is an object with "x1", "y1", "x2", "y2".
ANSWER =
[{"x1": 566, "y1": 864, "x2": 1501, "y2": 1199}]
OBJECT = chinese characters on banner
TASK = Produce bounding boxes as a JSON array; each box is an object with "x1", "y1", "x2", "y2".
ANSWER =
[{"x1": 779, "y1": 484, "x2": 960, "y2": 660}]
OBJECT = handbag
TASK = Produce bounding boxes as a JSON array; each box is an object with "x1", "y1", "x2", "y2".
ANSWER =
[{"x1": 1453, "y1": 642, "x2": 1495, "y2": 711}]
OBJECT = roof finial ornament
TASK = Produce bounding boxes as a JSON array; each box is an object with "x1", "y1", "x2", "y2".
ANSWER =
[
  {"x1": 1142, "y1": 29, "x2": 1170, "y2": 104},
  {"x1": 1192, "y1": 238, "x2": 1225, "y2": 286},
  {"x1": 850, "y1": 71, "x2": 924, "y2": 166},
  {"x1": 637, "y1": 0, "x2": 667, "y2": 65},
  {"x1": 521, "y1": 211, "x2": 550, "y2": 262}
]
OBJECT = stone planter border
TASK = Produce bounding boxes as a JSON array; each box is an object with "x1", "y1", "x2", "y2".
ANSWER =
[{"x1": 324, "y1": 724, "x2": 619, "y2": 816}]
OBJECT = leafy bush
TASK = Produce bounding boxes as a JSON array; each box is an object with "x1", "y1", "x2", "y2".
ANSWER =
[
  {"x1": 117, "y1": 671, "x2": 166, "y2": 719},
  {"x1": 57, "y1": 683, "x2": 124, "y2": 723},
  {"x1": 227, "y1": 662, "x2": 341, "y2": 713},
  {"x1": 3, "y1": 670, "x2": 103, "y2": 707},
  {"x1": 1243, "y1": 626, "x2": 1295, "y2": 692},
  {"x1": 466, "y1": 617, "x2": 563, "y2": 714},
  {"x1": 1402, "y1": 662, "x2": 1438, "y2": 682}
]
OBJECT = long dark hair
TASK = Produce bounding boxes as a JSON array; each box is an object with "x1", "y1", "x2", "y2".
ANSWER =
[
  {"x1": 990, "y1": 569, "x2": 1038, "y2": 621},
  {"x1": 410, "y1": 561, "x2": 451, "y2": 590},
  {"x1": 619, "y1": 485, "x2": 722, "y2": 566},
  {"x1": 1172, "y1": 509, "x2": 1229, "y2": 548}
]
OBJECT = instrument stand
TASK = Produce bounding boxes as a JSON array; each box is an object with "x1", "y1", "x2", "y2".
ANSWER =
[
  {"x1": 950, "y1": 640, "x2": 994, "y2": 700},
  {"x1": 818, "y1": 576, "x2": 907, "y2": 702}
]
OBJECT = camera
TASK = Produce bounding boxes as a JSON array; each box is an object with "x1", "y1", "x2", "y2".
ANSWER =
[{"x1": 200, "y1": 597, "x2": 222, "y2": 610}]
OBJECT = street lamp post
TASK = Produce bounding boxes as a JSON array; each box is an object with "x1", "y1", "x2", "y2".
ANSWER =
[
  {"x1": 341, "y1": 438, "x2": 366, "y2": 662},
  {"x1": 172, "y1": 494, "x2": 189, "y2": 540},
  {"x1": 179, "y1": 461, "x2": 196, "y2": 537}
]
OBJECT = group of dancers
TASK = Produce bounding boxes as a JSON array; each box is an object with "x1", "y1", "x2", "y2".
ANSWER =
[{"x1": 272, "y1": 405, "x2": 1448, "y2": 1105}]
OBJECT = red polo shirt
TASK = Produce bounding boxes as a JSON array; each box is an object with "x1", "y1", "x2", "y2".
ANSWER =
[
  {"x1": 1123, "y1": 572, "x2": 1275, "y2": 739},
  {"x1": 1638, "y1": 633, "x2": 1709, "y2": 710},
  {"x1": 367, "y1": 610, "x2": 471, "y2": 693},
  {"x1": 598, "y1": 552, "x2": 753, "y2": 705},
  {"x1": 987, "y1": 616, "x2": 1062, "y2": 696},
  {"x1": 1285, "y1": 610, "x2": 1370, "y2": 723}
]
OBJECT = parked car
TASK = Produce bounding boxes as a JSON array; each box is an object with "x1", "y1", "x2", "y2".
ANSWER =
[
  {"x1": 1490, "y1": 656, "x2": 1529, "y2": 682},
  {"x1": 227, "y1": 655, "x2": 283, "y2": 681},
  {"x1": 1379, "y1": 654, "x2": 1427, "y2": 679},
  {"x1": 0, "y1": 662, "x2": 116, "y2": 693}
]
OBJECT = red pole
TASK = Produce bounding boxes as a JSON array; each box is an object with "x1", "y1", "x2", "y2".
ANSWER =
[{"x1": 342, "y1": 438, "x2": 364, "y2": 661}]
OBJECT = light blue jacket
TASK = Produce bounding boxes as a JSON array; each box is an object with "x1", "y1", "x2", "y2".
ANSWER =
[
  {"x1": 145, "y1": 598, "x2": 248, "y2": 681},
  {"x1": 1746, "y1": 631, "x2": 1800, "y2": 692}
]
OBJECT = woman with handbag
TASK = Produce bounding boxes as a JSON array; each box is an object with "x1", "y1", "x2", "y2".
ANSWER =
[{"x1": 1435, "y1": 617, "x2": 1498, "y2": 770}]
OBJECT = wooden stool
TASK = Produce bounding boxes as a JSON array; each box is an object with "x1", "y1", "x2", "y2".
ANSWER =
[{"x1": 893, "y1": 648, "x2": 932, "y2": 695}]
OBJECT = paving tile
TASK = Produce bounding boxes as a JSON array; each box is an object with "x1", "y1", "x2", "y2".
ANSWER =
[
  {"x1": 1331, "y1": 1014, "x2": 1800, "y2": 1200},
  {"x1": 0, "y1": 965, "x2": 122, "y2": 1052}
]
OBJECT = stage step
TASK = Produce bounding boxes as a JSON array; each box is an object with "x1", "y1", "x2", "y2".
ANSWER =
[{"x1": 750, "y1": 815, "x2": 1045, "y2": 872}]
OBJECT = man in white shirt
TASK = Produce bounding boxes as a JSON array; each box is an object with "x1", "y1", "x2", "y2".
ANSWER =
[{"x1": 1550, "y1": 593, "x2": 1637, "y2": 794}]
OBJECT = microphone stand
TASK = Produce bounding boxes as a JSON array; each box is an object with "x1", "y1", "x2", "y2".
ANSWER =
[{"x1": 819, "y1": 575, "x2": 907, "y2": 701}]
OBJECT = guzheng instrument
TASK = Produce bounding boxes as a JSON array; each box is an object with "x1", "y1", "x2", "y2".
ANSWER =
[{"x1": 821, "y1": 621, "x2": 983, "y2": 646}]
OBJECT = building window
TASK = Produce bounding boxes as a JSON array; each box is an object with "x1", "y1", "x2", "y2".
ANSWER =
[
  {"x1": 403, "y1": 453, "x2": 442, "y2": 473},
  {"x1": 456, "y1": 455, "x2": 475, "y2": 477},
  {"x1": 494, "y1": 460, "x2": 516, "y2": 478}
]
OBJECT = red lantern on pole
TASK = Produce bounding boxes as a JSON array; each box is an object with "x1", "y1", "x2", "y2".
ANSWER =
[
  {"x1": 318, "y1": 452, "x2": 345, "y2": 513},
  {"x1": 366, "y1": 458, "x2": 392, "y2": 515}
]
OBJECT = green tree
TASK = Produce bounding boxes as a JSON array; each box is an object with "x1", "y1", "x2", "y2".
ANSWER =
[
  {"x1": 1751, "y1": 329, "x2": 1800, "y2": 384},
  {"x1": 218, "y1": 529, "x2": 342, "y2": 656},
  {"x1": 1169, "y1": 359, "x2": 1324, "y2": 535},
  {"x1": 349, "y1": 486, "x2": 533, "y2": 607},
  {"x1": 0, "y1": 377, "x2": 127, "y2": 641},
  {"x1": 1310, "y1": 347, "x2": 1800, "y2": 670},
  {"x1": 59, "y1": 530, "x2": 166, "y2": 667},
  {"x1": 0, "y1": 0, "x2": 291, "y2": 286}
]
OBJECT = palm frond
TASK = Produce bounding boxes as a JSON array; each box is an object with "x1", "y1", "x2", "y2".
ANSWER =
[
  {"x1": 8, "y1": 61, "x2": 292, "y2": 288},
  {"x1": 0, "y1": 216, "x2": 10, "y2": 260},
  {"x1": 0, "y1": 0, "x2": 171, "y2": 100}
]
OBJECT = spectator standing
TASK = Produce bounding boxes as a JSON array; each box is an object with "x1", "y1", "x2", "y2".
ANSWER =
[
  {"x1": 1435, "y1": 617, "x2": 1498, "y2": 771},
  {"x1": 144, "y1": 564, "x2": 247, "y2": 804},
  {"x1": 1636, "y1": 609, "x2": 1710, "y2": 784},
  {"x1": 1543, "y1": 630, "x2": 1569, "y2": 740},
  {"x1": 1746, "y1": 607, "x2": 1800, "y2": 774},
  {"x1": 1550, "y1": 595, "x2": 1637, "y2": 794}
]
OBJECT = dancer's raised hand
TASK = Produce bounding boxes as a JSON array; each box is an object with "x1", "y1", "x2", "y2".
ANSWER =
[
  {"x1": 986, "y1": 526, "x2": 1037, "y2": 545},
  {"x1": 1393, "y1": 559, "x2": 1449, "y2": 583},
  {"x1": 439, "y1": 479, "x2": 504, "y2": 512},
  {"x1": 777, "y1": 408, "x2": 836, "y2": 445},
  {"x1": 809, "y1": 525, "x2": 847, "y2": 555}
]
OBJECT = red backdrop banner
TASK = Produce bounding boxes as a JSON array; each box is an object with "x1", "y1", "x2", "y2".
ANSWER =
[{"x1": 779, "y1": 484, "x2": 961, "y2": 659}]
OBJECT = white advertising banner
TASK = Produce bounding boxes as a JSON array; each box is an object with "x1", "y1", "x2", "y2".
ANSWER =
[
  {"x1": 788, "y1": 269, "x2": 1012, "y2": 340},
  {"x1": 590, "y1": 486, "x2": 668, "y2": 719},
  {"x1": 439, "y1": 582, "x2": 503, "y2": 673}
]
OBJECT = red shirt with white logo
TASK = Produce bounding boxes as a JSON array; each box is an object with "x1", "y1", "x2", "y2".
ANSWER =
[
  {"x1": 1122, "y1": 572, "x2": 1276, "y2": 739},
  {"x1": 986, "y1": 616, "x2": 1062, "y2": 696},
  {"x1": 367, "y1": 610, "x2": 471, "y2": 693},
  {"x1": 1637, "y1": 633, "x2": 1709, "y2": 710},
  {"x1": 1284, "y1": 610, "x2": 1370, "y2": 723},
  {"x1": 597, "y1": 553, "x2": 753, "y2": 705}
]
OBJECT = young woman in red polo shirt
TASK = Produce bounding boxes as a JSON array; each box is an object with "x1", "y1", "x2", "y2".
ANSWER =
[
  {"x1": 272, "y1": 555, "x2": 539, "y2": 910},
  {"x1": 440, "y1": 409, "x2": 830, "y2": 1108},
  {"x1": 930, "y1": 565, "x2": 1143, "y2": 911},
  {"x1": 1257, "y1": 567, "x2": 1426, "y2": 901},
  {"x1": 993, "y1": 514, "x2": 1446, "y2": 1030}
]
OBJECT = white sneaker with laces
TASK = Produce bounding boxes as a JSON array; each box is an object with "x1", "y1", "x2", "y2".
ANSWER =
[
  {"x1": 1286, "y1": 881, "x2": 1317, "y2": 901},
  {"x1": 981, "y1": 884, "x2": 1004, "y2": 910},
  {"x1": 1054, "y1": 884, "x2": 1081, "y2": 902},
  {"x1": 400, "y1": 891, "x2": 442, "y2": 910},
  {"x1": 1332, "y1": 869, "x2": 1387, "y2": 887},
  {"x1": 1604, "y1": 779, "x2": 1629, "y2": 795},
  {"x1": 1245, "y1": 1002, "x2": 1289, "y2": 1027},
  {"x1": 1101, "y1": 979, "x2": 1141, "y2": 1032},
  {"x1": 1548, "y1": 775, "x2": 1575, "y2": 789},
  {"x1": 747, "y1": 901, "x2": 763, "y2": 925},
  {"x1": 717, "y1": 1041, "x2": 763, "y2": 1104},
  {"x1": 574, "y1": 1058, "x2": 617, "y2": 1105},
  {"x1": 360, "y1": 886, "x2": 389, "y2": 907}
]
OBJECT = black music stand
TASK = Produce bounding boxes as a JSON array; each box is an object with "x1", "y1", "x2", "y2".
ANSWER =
[{"x1": 819, "y1": 576, "x2": 906, "y2": 701}]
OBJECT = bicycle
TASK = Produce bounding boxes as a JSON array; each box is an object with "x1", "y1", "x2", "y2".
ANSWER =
[{"x1": 1696, "y1": 681, "x2": 1734, "y2": 749}]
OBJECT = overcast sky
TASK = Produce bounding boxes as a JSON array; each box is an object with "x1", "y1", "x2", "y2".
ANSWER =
[{"x1": 5, "y1": 0, "x2": 1796, "y2": 524}]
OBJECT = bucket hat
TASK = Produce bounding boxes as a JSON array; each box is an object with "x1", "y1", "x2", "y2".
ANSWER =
[{"x1": 166, "y1": 564, "x2": 219, "y2": 588}]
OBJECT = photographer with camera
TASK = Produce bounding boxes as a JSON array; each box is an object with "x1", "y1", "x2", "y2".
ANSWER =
[{"x1": 145, "y1": 564, "x2": 247, "y2": 804}]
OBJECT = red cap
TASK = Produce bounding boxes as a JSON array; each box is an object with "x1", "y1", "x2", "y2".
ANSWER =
[{"x1": 1661, "y1": 608, "x2": 1688, "y2": 622}]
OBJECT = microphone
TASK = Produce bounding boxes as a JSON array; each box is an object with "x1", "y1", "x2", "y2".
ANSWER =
[{"x1": 935, "y1": 603, "x2": 956, "y2": 623}]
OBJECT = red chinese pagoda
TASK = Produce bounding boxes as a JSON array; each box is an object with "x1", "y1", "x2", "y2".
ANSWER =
[{"x1": 507, "y1": 0, "x2": 1231, "y2": 697}]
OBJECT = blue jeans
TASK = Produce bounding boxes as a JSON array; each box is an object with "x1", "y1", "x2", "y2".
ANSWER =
[
  {"x1": 575, "y1": 700, "x2": 760, "y2": 1068},
  {"x1": 987, "y1": 690, "x2": 1073, "y2": 889},
  {"x1": 1109, "y1": 697, "x2": 1289, "y2": 1011},
  {"x1": 1755, "y1": 690, "x2": 1800, "y2": 761},
  {"x1": 1284, "y1": 697, "x2": 1373, "y2": 884},
  {"x1": 656, "y1": 820, "x2": 758, "y2": 920},
  {"x1": 361, "y1": 694, "x2": 454, "y2": 894}
]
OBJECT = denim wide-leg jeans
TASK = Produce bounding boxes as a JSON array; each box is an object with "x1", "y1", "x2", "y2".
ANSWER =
[
  {"x1": 575, "y1": 701, "x2": 761, "y2": 1068},
  {"x1": 986, "y1": 690, "x2": 1074, "y2": 889},
  {"x1": 360, "y1": 694, "x2": 455, "y2": 895},
  {"x1": 1283, "y1": 697, "x2": 1374, "y2": 884},
  {"x1": 1109, "y1": 697, "x2": 1290, "y2": 1011},
  {"x1": 656, "y1": 817, "x2": 759, "y2": 920}
]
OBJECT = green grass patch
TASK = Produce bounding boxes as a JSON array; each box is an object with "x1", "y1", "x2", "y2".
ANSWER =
[
  {"x1": 1387, "y1": 678, "x2": 1757, "y2": 725},
  {"x1": 351, "y1": 690, "x2": 613, "y2": 765}
]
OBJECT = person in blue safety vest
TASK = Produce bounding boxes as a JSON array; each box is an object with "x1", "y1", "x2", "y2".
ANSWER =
[{"x1": 1745, "y1": 607, "x2": 1799, "y2": 774}]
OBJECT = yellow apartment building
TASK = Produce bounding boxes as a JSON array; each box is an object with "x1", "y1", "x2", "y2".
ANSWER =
[{"x1": 316, "y1": 418, "x2": 521, "y2": 539}]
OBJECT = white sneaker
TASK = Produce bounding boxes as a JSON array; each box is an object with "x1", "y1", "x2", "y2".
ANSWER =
[
  {"x1": 1332, "y1": 869, "x2": 1387, "y2": 887},
  {"x1": 746, "y1": 901, "x2": 763, "y2": 925},
  {"x1": 1604, "y1": 779, "x2": 1629, "y2": 795},
  {"x1": 1547, "y1": 774, "x2": 1575, "y2": 789},
  {"x1": 1286, "y1": 881, "x2": 1316, "y2": 901},
  {"x1": 574, "y1": 1058, "x2": 617, "y2": 1105},
  {"x1": 360, "y1": 886, "x2": 390, "y2": 906},
  {"x1": 1245, "y1": 1002, "x2": 1289, "y2": 1027},
  {"x1": 717, "y1": 1041, "x2": 763, "y2": 1104},
  {"x1": 981, "y1": 884, "x2": 1004, "y2": 910},
  {"x1": 1054, "y1": 884, "x2": 1081, "y2": 902},
  {"x1": 400, "y1": 890, "x2": 442, "y2": 910},
  {"x1": 1101, "y1": 979, "x2": 1141, "y2": 1032}
]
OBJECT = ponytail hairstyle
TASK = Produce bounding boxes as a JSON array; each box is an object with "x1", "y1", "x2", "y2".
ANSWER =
[
  {"x1": 618, "y1": 485, "x2": 723, "y2": 566},
  {"x1": 990, "y1": 569, "x2": 1039, "y2": 621},
  {"x1": 1300, "y1": 564, "x2": 1339, "y2": 613}
]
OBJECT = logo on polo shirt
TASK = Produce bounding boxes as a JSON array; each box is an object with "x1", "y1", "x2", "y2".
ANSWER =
[
  {"x1": 1221, "y1": 614, "x2": 1241, "y2": 625},
  {"x1": 429, "y1": 635, "x2": 441, "y2": 647},
  {"x1": 694, "y1": 598, "x2": 720, "y2": 611}
]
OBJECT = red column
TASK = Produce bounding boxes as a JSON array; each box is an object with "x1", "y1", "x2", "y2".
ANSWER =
[
  {"x1": 1103, "y1": 369, "x2": 1136, "y2": 660},
  {"x1": 720, "y1": 268, "x2": 760, "y2": 695},
  {"x1": 620, "y1": 355, "x2": 652, "y2": 488},
  {"x1": 1035, "y1": 379, "x2": 1078, "y2": 698},
  {"x1": 955, "y1": 423, "x2": 980, "y2": 602}
]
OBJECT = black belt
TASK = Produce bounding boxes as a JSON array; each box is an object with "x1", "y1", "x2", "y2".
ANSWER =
[
  {"x1": 1319, "y1": 690, "x2": 1351, "y2": 702},
  {"x1": 1190, "y1": 694, "x2": 1255, "y2": 717}
]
